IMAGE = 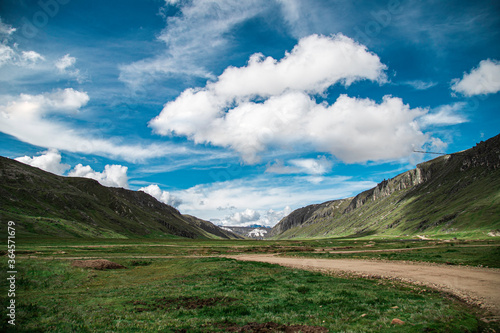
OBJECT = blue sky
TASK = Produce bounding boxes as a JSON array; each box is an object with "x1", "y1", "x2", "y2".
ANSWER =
[{"x1": 1, "y1": 0, "x2": 499, "y2": 226}]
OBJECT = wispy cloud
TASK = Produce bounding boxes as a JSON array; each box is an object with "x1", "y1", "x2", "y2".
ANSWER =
[
  {"x1": 0, "y1": 18, "x2": 45, "y2": 67},
  {"x1": 55, "y1": 54, "x2": 76, "y2": 71},
  {"x1": 54, "y1": 54, "x2": 88, "y2": 83},
  {"x1": 403, "y1": 80, "x2": 438, "y2": 90},
  {"x1": 0, "y1": 88, "x2": 192, "y2": 162},
  {"x1": 419, "y1": 102, "x2": 467, "y2": 128},
  {"x1": 0, "y1": 44, "x2": 45, "y2": 67},
  {"x1": 266, "y1": 156, "x2": 333, "y2": 175},
  {"x1": 0, "y1": 18, "x2": 16, "y2": 35},
  {"x1": 119, "y1": 0, "x2": 269, "y2": 88}
]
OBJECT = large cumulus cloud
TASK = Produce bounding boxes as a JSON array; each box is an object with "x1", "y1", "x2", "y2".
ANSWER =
[{"x1": 150, "y1": 34, "x2": 428, "y2": 163}]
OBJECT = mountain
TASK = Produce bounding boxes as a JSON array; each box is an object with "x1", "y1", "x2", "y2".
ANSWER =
[
  {"x1": 182, "y1": 215, "x2": 244, "y2": 239},
  {"x1": 221, "y1": 226, "x2": 271, "y2": 239},
  {"x1": 0, "y1": 156, "x2": 239, "y2": 239},
  {"x1": 271, "y1": 134, "x2": 500, "y2": 239}
]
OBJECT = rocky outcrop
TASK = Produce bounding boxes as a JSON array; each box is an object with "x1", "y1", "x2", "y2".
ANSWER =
[
  {"x1": 344, "y1": 165, "x2": 431, "y2": 213},
  {"x1": 459, "y1": 135, "x2": 500, "y2": 171}
]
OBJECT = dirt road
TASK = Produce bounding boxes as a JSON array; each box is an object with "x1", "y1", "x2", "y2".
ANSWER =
[{"x1": 227, "y1": 254, "x2": 500, "y2": 316}]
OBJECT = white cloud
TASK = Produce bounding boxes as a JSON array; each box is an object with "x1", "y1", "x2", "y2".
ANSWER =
[
  {"x1": 1, "y1": 88, "x2": 89, "y2": 119},
  {"x1": 219, "y1": 206, "x2": 292, "y2": 227},
  {"x1": 54, "y1": 53, "x2": 86, "y2": 82},
  {"x1": 55, "y1": 54, "x2": 76, "y2": 71},
  {"x1": 164, "y1": 0, "x2": 181, "y2": 5},
  {"x1": 212, "y1": 34, "x2": 386, "y2": 97},
  {"x1": 0, "y1": 18, "x2": 16, "y2": 35},
  {"x1": 139, "y1": 184, "x2": 182, "y2": 208},
  {"x1": 0, "y1": 44, "x2": 15, "y2": 66},
  {"x1": 21, "y1": 51, "x2": 45, "y2": 63},
  {"x1": 222, "y1": 206, "x2": 292, "y2": 227},
  {"x1": 150, "y1": 34, "x2": 411, "y2": 164},
  {"x1": 15, "y1": 149, "x2": 70, "y2": 175},
  {"x1": 153, "y1": 91, "x2": 426, "y2": 164},
  {"x1": 428, "y1": 137, "x2": 448, "y2": 152},
  {"x1": 265, "y1": 160, "x2": 298, "y2": 175},
  {"x1": 276, "y1": 0, "x2": 301, "y2": 28},
  {"x1": 0, "y1": 43, "x2": 44, "y2": 67},
  {"x1": 289, "y1": 157, "x2": 333, "y2": 175},
  {"x1": 451, "y1": 59, "x2": 500, "y2": 96},
  {"x1": 0, "y1": 88, "x2": 187, "y2": 162},
  {"x1": 228, "y1": 208, "x2": 261, "y2": 224},
  {"x1": 171, "y1": 174, "x2": 376, "y2": 226},
  {"x1": 68, "y1": 164, "x2": 129, "y2": 188},
  {"x1": 276, "y1": 0, "x2": 354, "y2": 39},
  {"x1": 261, "y1": 206, "x2": 293, "y2": 226},
  {"x1": 419, "y1": 102, "x2": 467, "y2": 128},
  {"x1": 266, "y1": 156, "x2": 332, "y2": 175}
]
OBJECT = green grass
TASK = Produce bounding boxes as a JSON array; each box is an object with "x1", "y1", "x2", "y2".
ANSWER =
[
  {"x1": 0, "y1": 257, "x2": 490, "y2": 332},
  {"x1": 286, "y1": 245, "x2": 500, "y2": 268},
  {"x1": 277, "y1": 239, "x2": 500, "y2": 268},
  {"x1": 14, "y1": 237, "x2": 500, "y2": 268}
]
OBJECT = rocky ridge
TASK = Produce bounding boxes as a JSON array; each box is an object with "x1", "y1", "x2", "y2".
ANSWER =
[{"x1": 271, "y1": 134, "x2": 500, "y2": 238}]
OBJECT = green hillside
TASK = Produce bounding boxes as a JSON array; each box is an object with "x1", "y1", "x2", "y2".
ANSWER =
[
  {"x1": 271, "y1": 134, "x2": 500, "y2": 239},
  {"x1": 0, "y1": 157, "x2": 238, "y2": 239}
]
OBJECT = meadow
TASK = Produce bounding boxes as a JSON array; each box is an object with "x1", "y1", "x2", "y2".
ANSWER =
[{"x1": 1, "y1": 236, "x2": 499, "y2": 332}]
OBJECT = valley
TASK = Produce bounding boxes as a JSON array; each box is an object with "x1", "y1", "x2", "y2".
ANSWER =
[{"x1": 1, "y1": 134, "x2": 500, "y2": 332}]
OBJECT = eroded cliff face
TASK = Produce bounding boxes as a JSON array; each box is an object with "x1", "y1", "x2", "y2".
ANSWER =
[
  {"x1": 344, "y1": 165, "x2": 432, "y2": 213},
  {"x1": 272, "y1": 166, "x2": 433, "y2": 236}
]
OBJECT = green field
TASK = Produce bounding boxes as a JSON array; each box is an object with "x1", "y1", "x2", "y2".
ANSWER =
[
  {"x1": 2, "y1": 237, "x2": 500, "y2": 332},
  {"x1": 14, "y1": 236, "x2": 500, "y2": 268}
]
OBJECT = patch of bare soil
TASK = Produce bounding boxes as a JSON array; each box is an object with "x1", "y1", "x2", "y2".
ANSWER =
[
  {"x1": 172, "y1": 321, "x2": 328, "y2": 333},
  {"x1": 235, "y1": 322, "x2": 327, "y2": 333},
  {"x1": 213, "y1": 321, "x2": 328, "y2": 333},
  {"x1": 131, "y1": 296, "x2": 237, "y2": 312},
  {"x1": 71, "y1": 259, "x2": 126, "y2": 270}
]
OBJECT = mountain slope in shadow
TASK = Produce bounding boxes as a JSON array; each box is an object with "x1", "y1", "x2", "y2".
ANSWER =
[{"x1": 0, "y1": 157, "x2": 239, "y2": 239}]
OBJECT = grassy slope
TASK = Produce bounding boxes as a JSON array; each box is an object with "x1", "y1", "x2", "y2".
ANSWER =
[
  {"x1": 182, "y1": 214, "x2": 245, "y2": 240},
  {"x1": 0, "y1": 157, "x2": 232, "y2": 240},
  {"x1": 274, "y1": 137, "x2": 500, "y2": 240}
]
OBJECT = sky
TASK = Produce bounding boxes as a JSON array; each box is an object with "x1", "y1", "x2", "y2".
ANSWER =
[{"x1": 1, "y1": 0, "x2": 499, "y2": 227}]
